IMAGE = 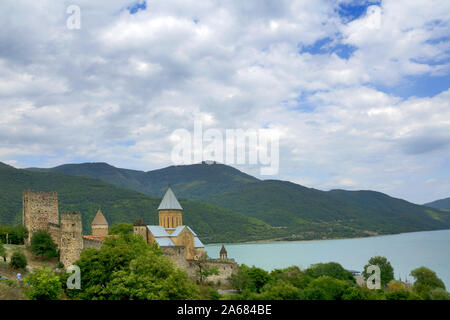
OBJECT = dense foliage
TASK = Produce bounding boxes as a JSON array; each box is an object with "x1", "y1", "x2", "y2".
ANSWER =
[
  {"x1": 228, "y1": 259, "x2": 450, "y2": 300},
  {"x1": 9, "y1": 250, "x2": 27, "y2": 269},
  {"x1": 24, "y1": 266, "x2": 63, "y2": 300},
  {"x1": 0, "y1": 241, "x2": 6, "y2": 261},
  {"x1": 362, "y1": 256, "x2": 394, "y2": 287},
  {"x1": 30, "y1": 230, "x2": 59, "y2": 259},
  {"x1": 109, "y1": 223, "x2": 134, "y2": 235},
  {"x1": 0, "y1": 225, "x2": 28, "y2": 245},
  {"x1": 65, "y1": 234, "x2": 200, "y2": 300},
  {"x1": 410, "y1": 266, "x2": 447, "y2": 300}
]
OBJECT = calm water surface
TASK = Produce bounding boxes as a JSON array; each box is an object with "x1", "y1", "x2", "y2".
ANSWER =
[{"x1": 205, "y1": 229, "x2": 450, "y2": 288}]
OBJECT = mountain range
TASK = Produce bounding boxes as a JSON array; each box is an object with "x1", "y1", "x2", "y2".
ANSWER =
[
  {"x1": 425, "y1": 198, "x2": 450, "y2": 211},
  {"x1": 20, "y1": 161, "x2": 450, "y2": 241}
]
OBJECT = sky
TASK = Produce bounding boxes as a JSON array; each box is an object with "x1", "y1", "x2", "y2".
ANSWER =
[{"x1": 0, "y1": 0, "x2": 449, "y2": 204}]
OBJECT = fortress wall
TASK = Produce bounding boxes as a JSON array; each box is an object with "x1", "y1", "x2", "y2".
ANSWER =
[
  {"x1": 83, "y1": 237, "x2": 103, "y2": 250},
  {"x1": 22, "y1": 190, "x2": 59, "y2": 244},
  {"x1": 195, "y1": 259, "x2": 238, "y2": 285},
  {"x1": 60, "y1": 212, "x2": 83, "y2": 267},
  {"x1": 161, "y1": 246, "x2": 192, "y2": 274},
  {"x1": 47, "y1": 222, "x2": 61, "y2": 247}
]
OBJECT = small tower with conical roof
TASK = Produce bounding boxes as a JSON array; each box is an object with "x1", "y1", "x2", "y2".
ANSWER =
[
  {"x1": 158, "y1": 187, "x2": 183, "y2": 229},
  {"x1": 220, "y1": 244, "x2": 228, "y2": 261},
  {"x1": 91, "y1": 208, "x2": 109, "y2": 237}
]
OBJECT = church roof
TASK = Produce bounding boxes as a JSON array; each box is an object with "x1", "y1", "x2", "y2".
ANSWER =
[
  {"x1": 146, "y1": 224, "x2": 204, "y2": 248},
  {"x1": 155, "y1": 237, "x2": 175, "y2": 247},
  {"x1": 157, "y1": 187, "x2": 183, "y2": 211},
  {"x1": 147, "y1": 225, "x2": 170, "y2": 237},
  {"x1": 92, "y1": 208, "x2": 108, "y2": 226},
  {"x1": 194, "y1": 237, "x2": 204, "y2": 248}
]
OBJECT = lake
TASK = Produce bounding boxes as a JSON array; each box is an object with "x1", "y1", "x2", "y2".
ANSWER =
[{"x1": 205, "y1": 229, "x2": 450, "y2": 288}]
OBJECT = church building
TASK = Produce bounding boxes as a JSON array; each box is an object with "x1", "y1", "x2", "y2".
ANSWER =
[{"x1": 133, "y1": 187, "x2": 205, "y2": 260}]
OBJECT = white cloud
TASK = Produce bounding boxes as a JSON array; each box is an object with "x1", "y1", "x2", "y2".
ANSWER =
[{"x1": 0, "y1": 0, "x2": 449, "y2": 203}]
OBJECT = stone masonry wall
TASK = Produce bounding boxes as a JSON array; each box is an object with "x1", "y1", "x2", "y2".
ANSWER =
[
  {"x1": 83, "y1": 237, "x2": 103, "y2": 250},
  {"x1": 47, "y1": 222, "x2": 61, "y2": 247},
  {"x1": 22, "y1": 190, "x2": 59, "y2": 244},
  {"x1": 187, "y1": 258, "x2": 238, "y2": 285},
  {"x1": 60, "y1": 212, "x2": 83, "y2": 267}
]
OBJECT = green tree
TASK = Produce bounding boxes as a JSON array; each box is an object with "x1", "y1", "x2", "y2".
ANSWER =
[
  {"x1": 66, "y1": 234, "x2": 199, "y2": 300},
  {"x1": 9, "y1": 250, "x2": 27, "y2": 269},
  {"x1": 24, "y1": 266, "x2": 63, "y2": 300},
  {"x1": 0, "y1": 225, "x2": 28, "y2": 245},
  {"x1": 0, "y1": 241, "x2": 6, "y2": 262},
  {"x1": 303, "y1": 276, "x2": 350, "y2": 300},
  {"x1": 362, "y1": 256, "x2": 394, "y2": 287},
  {"x1": 259, "y1": 280, "x2": 303, "y2": 300},
  {"x1": 109, "y1": 223, "x2": 133, "y2": 235},
  {"x1": 193, "y1": 253, "x2": 219, "y2": 284},
  {"x1": 230, "y1": 264, "x2": 270, "y2": 294},
  {"x1": 305, "y1": 262, "x2": 355, "y2": 284},
  {"x1": 270, "y1": 266, "x2": 312, "y2": 289},
  {"x1": 105, "y1": 254, "x2": 200, "y2": 300},
  {"x1": 30, "y1": 230, "x2": 58, "y2": 259},
  {"x1": 429, "y1": 288, "x2": 450, "y2": 300},
  {"x1": 410, "y1": 266, "x2": 446, "y2": 300}
]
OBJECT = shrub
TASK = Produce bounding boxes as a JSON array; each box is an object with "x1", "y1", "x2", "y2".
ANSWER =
[
  {"x1": 10, "y1": 250, "x2": 27, "y2": 269},
  {"x1": 24, "y1": 266, "x2": 63, "y2": 300},
  {"x1": 30, "y1": 230, "x2": 59, "y2": 259}
]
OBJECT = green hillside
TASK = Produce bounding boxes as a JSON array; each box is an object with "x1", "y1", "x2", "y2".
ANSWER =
[
  {"x1": 425, "y1": 198, "x2": 450, "y2": 210},
  {"x1": 208, "y1": 180, "x2": 450, "y2": 239},
  {"x1": 27, "y1": 161, "x2": 259, "y2": 200},
  {"x1": 0, "y1": 163, "x2": 282, "y2": 243},
  {"x1": 23, "y1": 161, "x2": 450, "y2": 241}
]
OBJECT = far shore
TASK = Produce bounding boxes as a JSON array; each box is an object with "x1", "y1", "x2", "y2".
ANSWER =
[{"x1": 204, "y1": 228, "x2": 450, "y2": 246}]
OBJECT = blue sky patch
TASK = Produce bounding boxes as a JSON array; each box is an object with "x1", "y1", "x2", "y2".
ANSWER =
[
  {"x1": 337, "y1": 0, "x2": 381, "y2": 23},
  {"x1": 128, "y1": 1, "x2": 147, "y2": 14},
  {"x1": 299, "y1": 37, "x2": 357, "y2": 59},
  {"x1": 375, "y1": 74, "x2": 450, "y2": 99}
]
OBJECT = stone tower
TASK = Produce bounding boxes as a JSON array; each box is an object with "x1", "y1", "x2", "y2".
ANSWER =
[
  {"x1": 91, "y1": 208, "x2": 109, "y2": 237},
  {"x1": 133, "y1": 217, "x2": 147, "y2": 242},
  {"x1": 22, "y1": 190, "x2": 59, "y2": 244},
  {"x1": 60, "y1": 212, "x2": 83, "y2": 267},
  {"x1": 158, "y1": 187, "x2": 183, "y2": 229},
  {"x1": 220, "y1": 244, "x2": 228, "y2": 261}
]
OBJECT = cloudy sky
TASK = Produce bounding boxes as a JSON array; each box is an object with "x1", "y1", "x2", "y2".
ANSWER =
[{"x1": 1, "y1": 0, "x2": 449, "y2": 204}]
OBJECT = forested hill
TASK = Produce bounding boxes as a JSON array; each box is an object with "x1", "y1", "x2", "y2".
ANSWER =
[
  {"x1": 27, "y1": 161, "x2": 259, "y2": 200},
  {"x1": 0, "y1": 162, "x2": 283, "y2": 244},
  {"x1": 207, "y1": 180, "x2": 450, "y2": 238},
  {"x1": 23, "y1": 161, "x2": 450, "y2": 241},
  {"x1": 425, "y1": 198, "x2": 450, "y2": 210}
]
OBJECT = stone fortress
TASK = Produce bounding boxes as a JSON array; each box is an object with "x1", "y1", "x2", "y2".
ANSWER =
[{"x1": 22, "y1": 187, "x2": 237, "y2": 284}]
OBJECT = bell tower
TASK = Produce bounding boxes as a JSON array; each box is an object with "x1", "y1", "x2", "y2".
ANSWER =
[{"x1": 158, "y1": 187, "x2": 183, "y2": 229}]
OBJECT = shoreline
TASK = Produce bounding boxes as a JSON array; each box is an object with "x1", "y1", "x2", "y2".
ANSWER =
[{"x1": 204, "y1": 228, "x2": 450, "y2": 246}]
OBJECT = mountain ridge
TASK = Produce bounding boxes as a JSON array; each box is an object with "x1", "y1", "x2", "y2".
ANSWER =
[{"x1": 20, "y1": 161, "x2": 450, "y2": 240}]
